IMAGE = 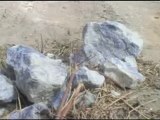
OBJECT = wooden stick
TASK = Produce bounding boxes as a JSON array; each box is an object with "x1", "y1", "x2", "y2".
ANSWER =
[{"x1": 56, "y1": 83, "x2": 84, "y2": 119}]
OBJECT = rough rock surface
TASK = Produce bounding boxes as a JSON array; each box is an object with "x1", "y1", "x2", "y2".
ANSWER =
[
  {"x1": 0, "y1": 74, "x2": 17, "y2": 104},
  {"x1": 8, "y1": 103, "x2": 49, "y2": 119},
  {"x1": 71, "y1": 21, "x2": 145, "y2": 89},
  {"x1": 83, "y1": 21, "x2": 145, "y2": 89},
  {"x1": 76, "y1": 91, "x2": 96, "y2": 107},
  {"x1": 6, "y1": 45, "x2": 68, "y2": 103},
  {"x1": 73, "y1": 66, "x2": 105, "y2": 88},
  {"x1": 52, "y1": 88, "x2": 67, "y2": 111}
]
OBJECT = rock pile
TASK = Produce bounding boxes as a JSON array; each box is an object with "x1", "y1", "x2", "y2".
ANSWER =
[
  {"x1": 71, "y1": 21, "x2": 144, "y2": 89},
  {"x1": 0, "y1": 21, "x2": 145, "y2": 119}
]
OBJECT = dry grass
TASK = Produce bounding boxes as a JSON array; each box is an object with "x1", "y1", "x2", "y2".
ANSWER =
[{"x1": 68, "y1": 56, "x2": 160, "y2": 119}]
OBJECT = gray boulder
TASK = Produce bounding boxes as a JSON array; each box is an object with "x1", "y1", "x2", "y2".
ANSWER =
[
  {"x1": 0, "y1": 74, "x2": 17, "y2": 103},
  {"x1": 8, "y1": 103, "x2": 49, "y2": 119},
  {"x1": 71, "y1": 21, "x2": 145, "y2": 89},
  {"x1": 6, "y1": 45, "x2": 68, "y2": 103}
]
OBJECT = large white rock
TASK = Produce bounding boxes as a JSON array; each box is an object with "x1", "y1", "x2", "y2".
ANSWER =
[
  {"x1": 0, "y1": 74, "x2": 17, "y2": 103},
  {"x1": 71, "y1": 21, "x2": 145, "y2": 89},
  {"x1": 6, "y1": 45, "x2": 68, "y2": 103}
]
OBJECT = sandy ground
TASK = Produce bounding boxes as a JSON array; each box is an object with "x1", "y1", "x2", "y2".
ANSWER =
[{"x1": 0, "y1": 1, "x2": 159, "y2": 62}]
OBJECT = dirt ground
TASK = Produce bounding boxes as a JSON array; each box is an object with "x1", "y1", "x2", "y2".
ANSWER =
[
  {"x1": 0, "y1": 1, "x2": 160, "y2": 62},
  {"x1": 0, "y1": 1, "x2": 160, "y2": 119}
]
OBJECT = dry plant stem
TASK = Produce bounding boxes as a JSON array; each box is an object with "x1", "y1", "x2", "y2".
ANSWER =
[
  {"x1": 15, "y1": 87, "x2": 22, "y2": 110},
  {"x1": 49, "y1": 111, "x2": 73, "y2": 119},
  {"x1": 127, "y1": 98, "x2": 158, "y2": 119},
  {"x1": 56, "y1": 63, "x2": 79, "y2": 118},
  {"x1": 56, "y1": 70, "x2": 77, "y2": 112},
  {"x1": 56, "y1": 83, "x2": 84, "y2": 119},
  {"x1": 40, "y1": 34, "x2": 44, "y2": 53},
  {"x1": 122, "y1": 99, "x2": 149, "y2": 119},
  {"x1": 104, "y1": 91, "x2": 133, "y2": 109},
  {"x1": 61, "y1": 84, "x2": 84, "y2": 118}
]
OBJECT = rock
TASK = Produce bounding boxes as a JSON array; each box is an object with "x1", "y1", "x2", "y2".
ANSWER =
[
  {"x1": 6, "y1": 45, "x2": 68, "y2": 103},
  {"x1": 51, "y1": 66, "x2": 103, "y2": 110},
  {"x1": 52, "y1": 89, "x2": 65, "y2": 111},
  {"x1": 70, "y1": 48, "x2": 87, "y2": 65},
  {"x1": 8, "y1": 103, "x2": 50, "y2": 119},
  {"x1": 0, "y1": 64, "x2": 16, "y2": 81},
  {"x1": 73, "y1": 21, "x2": 145, "y2": 89},
  {"x1": 0, "y1": 74, "x2": 17, "y2": 103},
  {"x1": 76, "y1": 91, "x2": 96, "y2": 107},
  {"x1": 73, "y1": 66, "x2": 105, "y2": 88},
  {"x1": 51, "y1": 78, "x2": 71, "y2": 111}
]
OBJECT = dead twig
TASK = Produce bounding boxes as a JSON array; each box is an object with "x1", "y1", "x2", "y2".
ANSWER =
[
  {"x1": 56, "y1": 69, "x2": 78, "y2": 113},
  {"x1": 122, "y1": 99, "x2": 150, "y2": 119},
  {"x1": 40, "y1": 34, "x2": 44, "y2": 53},
  {"x1": 127, "y1": 98, "x2": 158, "y2": 119},
  {"x1": 15, "y1": 87, "x2": 22, "y2": 110},
  {"x1": 104, "y1": 91, "x2": 133, "y2": 109},
  {"x1": 56, "y1": 83, "x2": 85, "y2": 119}
]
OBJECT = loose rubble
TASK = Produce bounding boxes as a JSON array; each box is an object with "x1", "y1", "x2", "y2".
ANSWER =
[
  {"x1": 6, "y1": 45, "x2": 68, "y2": 103},
  {"x1": 0, "y1": 74, "x2": 17, "y2": 104}
]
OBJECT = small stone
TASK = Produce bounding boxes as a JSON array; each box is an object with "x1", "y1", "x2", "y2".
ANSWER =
[
  {"x1": 77, "y1": 21, "x2": 145, "y2": 89},
  {"x1": 76, "y1": 91, "x2": 96, "y2": 107},
  {"x1": 73, "y1": 66, "x2": 105, "y2": 88}
]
